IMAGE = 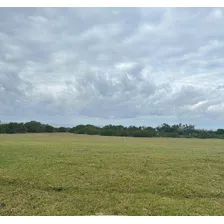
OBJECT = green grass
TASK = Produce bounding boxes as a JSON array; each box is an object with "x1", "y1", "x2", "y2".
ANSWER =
[{"x1": 0, "y1": 133, "x2": 224, "y2": 215}]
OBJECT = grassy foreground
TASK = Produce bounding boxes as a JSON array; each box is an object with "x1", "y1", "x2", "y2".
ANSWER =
[{"x1": 0, "y1": 133, "x2": 224, "y2": 216}]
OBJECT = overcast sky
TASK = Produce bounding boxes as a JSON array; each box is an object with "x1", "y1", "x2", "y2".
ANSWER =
[{"x1": 1, "y1": 7, "x2": 224, "y2": 129}]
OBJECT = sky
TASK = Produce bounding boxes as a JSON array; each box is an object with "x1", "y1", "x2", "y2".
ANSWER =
[{"x1": 0, "y1": 7, "x2": 224, "y2": 129}]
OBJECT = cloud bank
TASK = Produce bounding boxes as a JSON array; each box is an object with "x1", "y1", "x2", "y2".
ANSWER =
[{"x1": 1, "y1": 8, "x2": 224, "y2": 128}]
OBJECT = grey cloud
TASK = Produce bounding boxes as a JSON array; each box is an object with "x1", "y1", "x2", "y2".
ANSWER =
[{"x1": 1, "y1": 8, "x2": 224, "y2": 128}]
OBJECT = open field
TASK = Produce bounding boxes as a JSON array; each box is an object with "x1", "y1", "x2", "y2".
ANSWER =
[{"x1": 0, "y1": 133, "x2": 224, "y2": 216}]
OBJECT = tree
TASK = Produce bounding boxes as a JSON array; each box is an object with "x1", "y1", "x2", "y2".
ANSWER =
[
  {"x1": 25, "y1": 121, "x2": 45, "y2": 133},
  {"x1": 58, "y1": 127, "x2": 68, "y2": 132},
  {"x1": 0, "y1": 120, "x2": 224, "y2": 140},
  {"x1": 0, "y1": 123, "x2": 7, "y2": 133},
  {"x1": 4, "y1": 122, "x2": 26, "y2": 134},
  {"x1": 216, "y1": 129, "x2": 224, "y2": 135},
  {"x1": 45, "y1": 124, "x2": 54, "y2": 133}
]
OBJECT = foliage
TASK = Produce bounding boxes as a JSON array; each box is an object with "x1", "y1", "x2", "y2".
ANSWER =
[
  {"x1": 0, "y1": 120, "x2": 224, "y2": 139},
  {"x1": 24, "y1": 121, "x2": 45, "y2": 133}
]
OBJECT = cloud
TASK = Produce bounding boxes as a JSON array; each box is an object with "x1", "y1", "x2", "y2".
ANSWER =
[
  {"x1": 0, "y1": 8, "x2": 224, "y2": 129},
  {"x1": 114, "y1": 62, "x2": 137, "y2": 71},
  {"x1": 208, "y1": 8, "x2": 223, "y2": 20}
]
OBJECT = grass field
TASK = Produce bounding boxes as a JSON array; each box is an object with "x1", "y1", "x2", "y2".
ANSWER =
[{"x1": 0, "y1": 133, "x2": 224, "y2": 216}]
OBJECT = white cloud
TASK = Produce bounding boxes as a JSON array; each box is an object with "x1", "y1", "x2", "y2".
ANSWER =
[
  {"x1": 114, "y1": 62, "x2": 137, "y2": 71},
  {"x1": 209, "y1": 8, "x2": 223, "y2": 20}
]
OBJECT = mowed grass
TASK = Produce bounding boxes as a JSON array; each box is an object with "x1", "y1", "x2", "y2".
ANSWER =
[{"x1": 0, "y1": 133, "x2": 224, "y2": 216}]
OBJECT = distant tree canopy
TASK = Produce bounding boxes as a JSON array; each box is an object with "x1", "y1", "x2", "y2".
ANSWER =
[
  {"x1": 24, "y1": 121, "x2": 45, "y2": 133},
  {"x1": 0, "y1": 120, "x2": 224, "y2": 139},
  {"x1": 58, "y1": 127, "x2": 69, "y2": 132}
]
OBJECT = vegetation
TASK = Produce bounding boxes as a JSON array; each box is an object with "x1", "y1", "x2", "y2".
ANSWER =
[
  {"x1": 0, "y1": 120, "x2": 224, "y2": 139},
  {"x1": 0, "y1": 133, "x2": 224, "y2": 215}
]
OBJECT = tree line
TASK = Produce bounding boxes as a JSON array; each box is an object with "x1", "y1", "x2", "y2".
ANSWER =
[{"x1": 0, "y1": 120, "x2": 224, "y2": 139}]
